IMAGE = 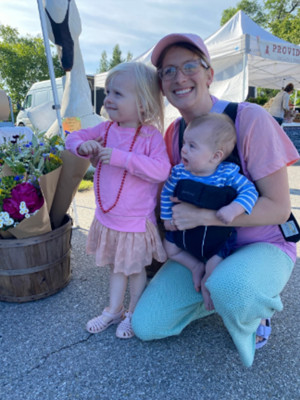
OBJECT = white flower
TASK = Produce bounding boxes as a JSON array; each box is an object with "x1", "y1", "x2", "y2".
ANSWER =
[
  {"x1": 0, "y1": 212, "x2": 14, "y2": 227},
  {"x1": 19, "y1": 201, "x2": 29, "y2": 215}
]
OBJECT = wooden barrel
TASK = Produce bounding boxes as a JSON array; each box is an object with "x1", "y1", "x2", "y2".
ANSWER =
[{"x1": 0, "y1": 215, "x2": 72, "y2": 302}]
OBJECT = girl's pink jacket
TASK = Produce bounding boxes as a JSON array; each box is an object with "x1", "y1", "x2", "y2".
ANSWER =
[{"x1": 66, "y1": 121, "x2": 171, "y2": 232}]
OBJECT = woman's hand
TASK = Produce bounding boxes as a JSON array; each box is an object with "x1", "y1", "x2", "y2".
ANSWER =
[
  {"x1": 170, "y1": 196, "x2": 218, "y2": 230},
  {"x1": 164, "y1": 219, "x2": 177, "y2": 231},
  {"x1": 171, "y1": 166, "x2": 292, "y2": 230}
]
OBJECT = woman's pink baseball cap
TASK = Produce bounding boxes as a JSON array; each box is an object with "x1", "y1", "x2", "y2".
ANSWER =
[{"x1": 151, "y1": 33, "x2": 211, "y2": 67}]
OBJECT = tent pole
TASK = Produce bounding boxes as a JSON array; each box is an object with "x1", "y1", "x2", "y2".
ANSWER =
[
  {"x1": 94, "y1": 79, "x2": 97, "y2": 114},
  {"x1": 36, "y1": 0, "x2": 64, "y2": 138},
  {"x1": 242, "y1": 34, "x2": 250, "y2": 101},
  {"x1": 293, "y1": 90, "x2": 297, "y2": 107}
]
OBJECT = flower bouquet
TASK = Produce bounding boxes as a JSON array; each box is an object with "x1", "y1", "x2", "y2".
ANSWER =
[{"x1": 0, "y1": 132, "x2": 64, "y2": 239}]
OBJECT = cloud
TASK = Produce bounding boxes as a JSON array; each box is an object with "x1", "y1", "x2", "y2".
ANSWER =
[{"x1": 1, "y1": 0, "x2": 238, "y2": 74}]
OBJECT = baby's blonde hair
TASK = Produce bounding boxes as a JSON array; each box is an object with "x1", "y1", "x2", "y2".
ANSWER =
[
  {"x1": 105, "y1": 62, "x2": 164, "y2": 132},
  {"x1": 187, "y1": 113, "x2": 236, "y2": 160}
]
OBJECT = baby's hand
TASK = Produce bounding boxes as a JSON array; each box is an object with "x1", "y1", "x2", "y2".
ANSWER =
[
  {"x1": 164, "y1": 220, "x2": 177, "y2": 231},
  {"x1": 216, "y1": 202, "x2": 245, "y2": 224},
  {"x1": 78, "y1": 140, "x2": 101, "y2": 157}
]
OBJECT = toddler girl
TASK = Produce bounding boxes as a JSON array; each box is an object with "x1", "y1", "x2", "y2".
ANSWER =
[{"x1": 66, "y1": 62, "x2": 171, "y2": 338}]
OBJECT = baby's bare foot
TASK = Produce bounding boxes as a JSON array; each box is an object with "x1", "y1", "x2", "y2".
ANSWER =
[
  {"x1": 201, "y1": 282, "x2": 215, "y2": 310},
  {"x1": 190, "y1": 262, "x2": 205, "y2": 292}
]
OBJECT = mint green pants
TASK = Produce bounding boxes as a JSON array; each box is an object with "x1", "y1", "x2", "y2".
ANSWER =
[{"x1": 132, "y1": 243, "x2": 294, "y2": 367}]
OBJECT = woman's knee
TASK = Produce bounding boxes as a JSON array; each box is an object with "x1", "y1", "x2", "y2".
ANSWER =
[
  {"x1": 205, "y1": 243, "x2": 293, "y2": 316},
  {"x1": 205, "y1": 259, "x2": 254, "y2": 315},
  {"x1": 132, "y1": 307, "x2": 158, "y2": 341}
]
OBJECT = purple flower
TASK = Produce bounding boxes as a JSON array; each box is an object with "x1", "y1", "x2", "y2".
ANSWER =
[{"x1": 3, "y1": 182, "x2": 44, "y2": 221}]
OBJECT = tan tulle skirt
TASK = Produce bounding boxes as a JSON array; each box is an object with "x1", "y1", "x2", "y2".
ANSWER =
[{"x1": 86, "y1": 216, "x2": 167, "y2": 276}]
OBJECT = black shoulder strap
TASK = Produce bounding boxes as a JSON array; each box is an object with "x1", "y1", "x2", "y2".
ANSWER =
[
  {"x1": 178, "y1": 117, "x2": 187, "y2": 154},
  {"x1": 222, "y1": 102, "x2": 243, "y2": 172},
  {"x1": 223, "y1": 102, "x2": 238, "y2": 122}
]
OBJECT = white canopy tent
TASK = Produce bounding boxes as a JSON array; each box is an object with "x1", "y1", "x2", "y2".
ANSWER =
[
  {"x1": 206, "y1": 10, "x2": 300, "y2": 102},
  {"x1": 94, "y1": 10, "x2": 300, "y2": 122}
]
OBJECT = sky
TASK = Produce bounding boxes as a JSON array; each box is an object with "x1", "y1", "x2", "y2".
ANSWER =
[{"x1": 0, "y1": 0, "x2": 240, "y2": 75}]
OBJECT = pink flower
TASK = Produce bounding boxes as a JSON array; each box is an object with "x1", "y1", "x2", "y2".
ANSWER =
[{"x1": 3, "y1": 182, "x2": 44, "y2": 221}]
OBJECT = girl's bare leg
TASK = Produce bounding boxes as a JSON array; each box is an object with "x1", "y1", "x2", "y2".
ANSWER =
[
  {"x1": 115, "y1": 269, "x2": 147, "y2": 339},
  {"x1": 85, "y1": 266, "x2": 126, "y2": 333},
  {"x1": 108, "y1": 268, "x2": 127, "y2": 315},
  {"x1": 128, "y1": 268, "x2": 147, "y2": 313}
]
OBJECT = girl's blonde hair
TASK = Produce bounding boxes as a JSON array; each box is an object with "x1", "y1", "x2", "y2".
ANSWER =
[
  {"x1": 105, "y1": 62, "x2": 164, "y2": 132},
  {"x1": 187, "y1": 113, "x2": 236, "y2": 160}
]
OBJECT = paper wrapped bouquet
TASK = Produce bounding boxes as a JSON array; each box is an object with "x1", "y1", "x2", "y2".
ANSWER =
[{"x1": 0, "y1": 132, "x2": 64, "y2": 239}]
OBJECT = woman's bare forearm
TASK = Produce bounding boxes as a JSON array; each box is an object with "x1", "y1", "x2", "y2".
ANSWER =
[{"x1": 171, "y1": 167, "x2": 291, "y2": 230}]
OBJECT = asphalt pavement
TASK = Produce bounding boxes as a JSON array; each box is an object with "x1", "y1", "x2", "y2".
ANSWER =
[{"x1": 0, "y1": 162, "x2": 299, "y2": 400}]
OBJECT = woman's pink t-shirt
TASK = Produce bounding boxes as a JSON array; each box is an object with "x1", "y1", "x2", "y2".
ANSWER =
[{"x1": 164, "y1": 98, "x2": 300, "y2": 262}]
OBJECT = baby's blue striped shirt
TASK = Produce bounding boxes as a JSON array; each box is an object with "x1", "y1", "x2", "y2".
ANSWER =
[{"x1": 161, "y1": 162, "x2": 258, "y2": 220}]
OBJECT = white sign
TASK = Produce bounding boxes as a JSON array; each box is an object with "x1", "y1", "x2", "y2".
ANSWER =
[{"x1": 258, "y1": 39, "x2": 300, "y2": 63}]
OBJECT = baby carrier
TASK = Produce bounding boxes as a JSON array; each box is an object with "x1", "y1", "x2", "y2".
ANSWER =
[{"x1": 172, "y1": 102, "x2": 300, "y2": 262}]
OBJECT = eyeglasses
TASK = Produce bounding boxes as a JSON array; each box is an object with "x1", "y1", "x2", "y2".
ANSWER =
[{"x1": 158, "y1": 58, "x2": 210, "y2": 81}]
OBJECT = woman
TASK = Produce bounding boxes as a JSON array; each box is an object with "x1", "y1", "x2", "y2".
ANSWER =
[
  {"x1": 269, "y1": 83, "x2": 294, "y2": 125},
  {"x1": 132, "y1": 33, "x2": 300, "y2": 367}
]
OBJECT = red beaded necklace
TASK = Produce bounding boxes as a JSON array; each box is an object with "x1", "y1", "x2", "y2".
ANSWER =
[{"x1": 96, "y1": 122, "x2": 141, "y2": 214}]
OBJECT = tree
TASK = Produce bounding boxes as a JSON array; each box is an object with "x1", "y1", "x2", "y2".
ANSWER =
[
  {"x1": 126, "y1": 51, "x2": 133, "y2": 62},
  {"x1": 97, "y1": 45, "x2": 133, "y2": 73},
  {"x1": 221, "y1": 0, "x2": 267, "y2": 26},
  {"x1": 0, "y1": 25, "x2": 64, "y2": 105},
  {"x1": 221, "y1": 0, "x2": 299, "y2": 44},
  {"x1": 97, "y1": 50, "x2": 109, "y2": 73},
  {"x1": 221, "y1": 1, "x2": 299, "y2": 105},
  {"x1": 266, "y1": 5, "x2": 300, "y2": 43},
  {"x1": 109, "y1": 44, "x2": 124, "y2": 69}
]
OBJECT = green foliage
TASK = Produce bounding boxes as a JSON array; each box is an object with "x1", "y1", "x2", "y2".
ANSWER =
[
  {"x1": 126, "y1": 51, "x2": 133, "y2": 62},
  {"x1": 97, "y1": 45, "x2": 133, "y2": 73},
  {"x1": 290, "y1": 92, "x2": 300, "y2": 107},
  {"x1": 247, "y1": 96, "x2": 268, "y2": 105},
  {"x1": 109, "y1": 44, "x2": 123, "y2": 69},
  {"x1": 0, "y1": 132, "x2": 65, "y2": 229},
  {"x1": 0, "y1": 132, "x2": 64, "y2": 179},
  {"x1": 257, "y1": 87, "x2": 279, "y2": 98},
  {"x1": 249, "y1": 88, "x2": 300, "y2": 107},
  {"x1": 221, "y1": 0, "x2": 299, "y2": 45},
  {"x1": 0, "y1": 176, "x2": 18, "y2": 210},
  {"x1": 268, "y1": 7, "x2": 300, "y2": 43},
  {"x1": 0, "y1": 25, "x2": 64, "y2": 106},
  {"x1": 221, "y1": 0, "x2": 300, "y2": 104},
  {"x1": 97, "y1": 50, "x2": 109, "y2": 73},
  {"x1": 83, "y1": 169, "x2": 95, "y2": 182},
  {"x1": 264, "y1": 0, "x2": 299, "y2": 22},
  {"x1": 221, "y1": 0, "x2": 267, "y2": 26},
  {"x1": 78, "y1": 180, "x2": 93, "y2": 192}
]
